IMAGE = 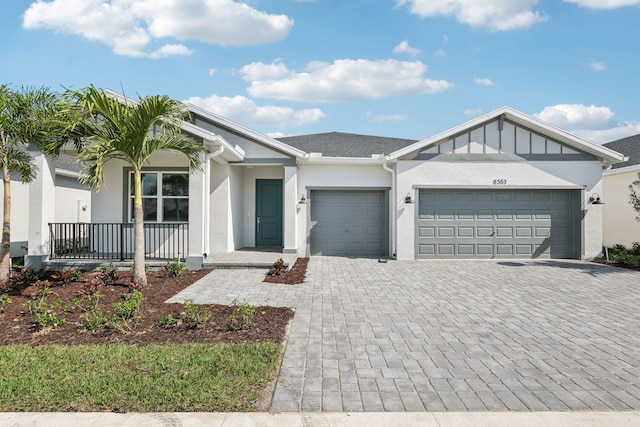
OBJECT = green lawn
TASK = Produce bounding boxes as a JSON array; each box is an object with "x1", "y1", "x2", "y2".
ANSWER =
[{"x1": 0, "y1": 343, "x2": 282, "y2": 412}]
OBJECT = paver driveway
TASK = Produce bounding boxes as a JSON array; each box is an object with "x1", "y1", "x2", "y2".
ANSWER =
[{"x1": 169, "y1": 257, "x2": 640, "y2": 412}]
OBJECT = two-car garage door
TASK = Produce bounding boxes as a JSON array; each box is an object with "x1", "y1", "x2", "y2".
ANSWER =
[{"x1": 417, "y1": 189, "x2": 579, "y2": 259}]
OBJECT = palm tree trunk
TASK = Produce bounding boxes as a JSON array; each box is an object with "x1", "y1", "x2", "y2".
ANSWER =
[
  {"x1": 0, "y1": 163, "x2": 11, "y2": 285},
  {"x1": 132, "y1": 169, "x2": 148, "y2": 287}
]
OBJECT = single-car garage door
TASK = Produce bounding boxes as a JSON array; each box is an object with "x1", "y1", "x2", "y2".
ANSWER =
[
  {"x1": 417, "y1": 189, "x2": 579, "y2": 259},
  {"x1": 311, "y1": 190, "x2": 387, "y2": 257}
]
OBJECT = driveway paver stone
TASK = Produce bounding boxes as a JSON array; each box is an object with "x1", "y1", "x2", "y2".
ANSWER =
[{"x1": 168, "y1": 258, "x2": 640, "y2": 412}]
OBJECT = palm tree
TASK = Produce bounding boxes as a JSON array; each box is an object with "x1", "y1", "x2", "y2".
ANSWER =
[
  {"x1": 0, "y1": 85, "x2": 72, "y2": 285},
  {"x1": 73, "y1": 86, "x2": 205, "y2": 286}
]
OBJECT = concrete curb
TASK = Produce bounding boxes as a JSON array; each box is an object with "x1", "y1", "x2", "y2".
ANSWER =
[{"x1": 1, "y1": 411, "x2": 639, "y2": 427}]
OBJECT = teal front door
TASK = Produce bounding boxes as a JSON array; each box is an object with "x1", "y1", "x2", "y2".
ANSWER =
[{"x1": 256, "y1": 179, "x2": 283, "y2": 247}]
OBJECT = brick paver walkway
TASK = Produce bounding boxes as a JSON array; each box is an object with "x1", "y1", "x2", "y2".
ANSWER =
[{"x1": 168, "y1": 258, "x2": 640, "y2": 412}]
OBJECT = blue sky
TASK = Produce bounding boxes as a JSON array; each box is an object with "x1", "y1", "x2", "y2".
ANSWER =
[{"x1": 1, "y1": 0, "x2": 639, "y2": 143}]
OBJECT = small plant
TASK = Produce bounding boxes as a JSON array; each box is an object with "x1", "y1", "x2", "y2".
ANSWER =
[
  {"x1": 85, "y1": 310, "x2": 108, "y2": 331},
  {"x1": 23, "y1": 288, "x2": 67, "y2": 329},
  {"x1": 632, "y1": 242, "x2": 640, "y2": 256},
  {"x1": 267, "y1": 258, "x2": 286, "y2": 277},
  {"x1": 98, "y1": 263, "x2": 119, "y2": 286},
  {"x1": 156, "y1": 313, "x2": 180, "y2": 328},
  {"x1": 128, "y1": 281, "x2": 143, "y2": 292},
  {"x1": 109, "y1": 290, "x2": 143, "y2": 334},
  {"x1": 163, "y1": 258, "x2": 185, "y2": 277},
  {"x1": 229, "y1": 299, "x2": 257, "y2": 331},
  {"x1": 183, "y1": 299, "x2": 212, "y2": 329},
  {"x1": 0, "y1": 294, "x2": 11, "y2": 316},
  {"x1": 8, "y1": 266, "x2": 42, "y2": 290},
  {"x1": 51, "y1": 268, "x2": 82, "y2": 286}
]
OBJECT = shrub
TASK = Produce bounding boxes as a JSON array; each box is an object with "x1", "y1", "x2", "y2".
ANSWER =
[
  {"x1": 0, "y1": 294, "x2": 11, "y2": 316},
  {"x1": 632, "y1": 242, "x2": 640, "y2": 256},
  {"x1": 8, "y1": 266, "x2": 42, "y2": 290},
  {"x1": 51, "y1": 268, "x2": 82, "y2": 286},
  {"x1": 183, "y1": 299, "x2": 212, "y2": 329},
  {"x1": 229, "y1": 299, "x2": 257, "y2": 331},
  {"x1": 267, "y1": 258, "x2": 286, "y2": 277},
  {"x1": 23, "y1": 288, "x2": 68, "y2": 329},
  {"x1": 156, "y1": 313, "x2": 180, "y2": 329},
  {"x1": 98, "y1": 263, "x2": 119, "y2": 286},
  {"x1": 109, "y1": 290, "x2": 143, "y2": 334},
  {"x1": 163, "y1": 258, "x2": 185, "y2": 277}
]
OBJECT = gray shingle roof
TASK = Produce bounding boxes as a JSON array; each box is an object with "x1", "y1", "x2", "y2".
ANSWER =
[
  {"x1": 55, "y1": 154, "x2": 84, "y2": 173},
  {"x1": 276, "y1": 132, "x2": 417, "y2": 158},
  {"x1": 603, "y1": 133, "x2": 640, "y2": 169}
]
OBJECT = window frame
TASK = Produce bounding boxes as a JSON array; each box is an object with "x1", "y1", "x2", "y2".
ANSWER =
[{"x1": 124, "y1": 168, "x2": 190, "y2": 224}]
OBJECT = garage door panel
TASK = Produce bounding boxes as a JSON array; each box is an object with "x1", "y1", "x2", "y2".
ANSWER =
[
  {"x1": 438, "y1": 244, "x2": 455, "y2": 255},
  {"x1": 417, "y1": 189, "x2": 577, "y2": 259},
  {"x1": 477, "y1": 227, "x2": 493, "y2": 237},
  {"x1": 419, "y1": 227, "x2": 435, "y2": 237},
  {"x1": 496, "y1": 227, "x2": 512, "y2": 237},
  {"x1": 311, "y1": 191, "x2": 386, "y2": 257},
  {"x1": 419, "y1": 244, "x2": 436, "y2": 255},
  {"x1": 477, "y1": 245, "x2": 493, "y2": 255}
]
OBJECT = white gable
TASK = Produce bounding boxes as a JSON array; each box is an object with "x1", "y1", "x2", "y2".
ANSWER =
[{"x1": 417, "y1": 118, "x2": 591, "y2": 157}]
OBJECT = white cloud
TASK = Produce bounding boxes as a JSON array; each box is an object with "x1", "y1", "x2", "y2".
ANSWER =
[
  {"x1": 563, "y1": 0, "x2": 640, "y2": 9},
  {"x1": 396, "y1": 0, "x2": 547, "y2": 31},
  {"x1": 148, "y1": 44, "x2": 192, "y2": 59},
  {"x1": 575, "y1": 122, "x2": 640, "y2": 143},
  {"x1": 535, "y1": 104, "x2": 615, "y2": 129},
  {"x1": 239, "y1": 59, "x2": 455, "y2": 102},
  {"x1": 183, "y1": 94, "x2": 325, "y2": 127},
  {"x1": 587, "y1": 60, "x2": 607, "y2": 71},
  {"x1": 535, "y1": 103, "x2": 640, "y2": 143},
  {"x1": 464, "y1": 108, "x2": 483, "y2": 117},
  {"x1": 393, "y1": 40, "x2": 422, "y2": 57},
  {"x1": 23, "y1": 0, "x2": 293, "y2": 58},
  {"x1": 208, "y1": 68, "x2": 217, "y2": 77},
  {"x1": 474, "y1": 77, "x2": 496, "y2": 86},
  {"x1": 434, "y1": 48, "x2": 447, "y2": 57},
  {"x1": 366, "y1": 112, "x2": 410, "y2": 123}
]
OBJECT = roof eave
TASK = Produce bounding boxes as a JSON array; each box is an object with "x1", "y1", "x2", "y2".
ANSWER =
[{"x1": 185, "y1": 103, "x2": 307, "y2": 159}]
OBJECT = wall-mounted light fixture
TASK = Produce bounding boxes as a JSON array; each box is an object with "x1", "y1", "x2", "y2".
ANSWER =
[
  {"x1": 299, "y1": 195, "x2": 307, "y2": 204},
  {"x1": 588, "y1": 193, "x2": 604, "y2": 204},
  {"x1": 404, "y1": 193, "x2": 414, "y2": 204}
]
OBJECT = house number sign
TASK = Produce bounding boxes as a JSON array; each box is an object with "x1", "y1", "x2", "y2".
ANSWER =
[{"x1": 493, "y1": 179, "x2": 508, "y2": 185}]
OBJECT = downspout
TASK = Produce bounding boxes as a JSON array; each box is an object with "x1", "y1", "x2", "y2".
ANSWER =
[
  {"x1": 382, "y1": 159, "x2": 396, "y2": 259},
  {"x1": 203, "y1": 145, "x2": 224, "y2": 257}
]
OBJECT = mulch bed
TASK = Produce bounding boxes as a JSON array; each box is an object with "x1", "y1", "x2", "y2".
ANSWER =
[
  {"x1": 0, "y1": 266, "x2": 296, "y2": 347},
  {"x1": 592, "y1": 258, "x2": 640, "y2": 271},
  {"x1": 263, "y1": 258, "x2": 309, "y2": 285}
]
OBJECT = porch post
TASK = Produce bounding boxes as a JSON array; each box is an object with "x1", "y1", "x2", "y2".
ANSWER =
[
  {"x1": 185, "y1": 156, "x2": 206, "y2": 270},
  {"x1": 26, "y1": 152, "x2": 56, "y2": 269},
  {"x1": 283, "y1": 165, "x2": 298, "y2": 254}
]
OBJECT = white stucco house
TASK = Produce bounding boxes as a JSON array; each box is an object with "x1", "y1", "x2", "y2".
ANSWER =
[
  {"x1": 1, "y1": 150, "x2": 91, "y2": 260},
  {"x1": 24, "y1": 103, "x2": 626, "y2": 269},
  {"x1": 602, "y1": 134, "x2": 640, "y2": 248}
]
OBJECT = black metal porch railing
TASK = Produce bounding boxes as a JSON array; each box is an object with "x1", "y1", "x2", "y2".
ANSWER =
[{"x1": 49, "y1": 223, "x2": 188, "y2": 261}]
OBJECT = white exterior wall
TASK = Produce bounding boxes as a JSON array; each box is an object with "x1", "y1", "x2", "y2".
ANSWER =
[
  {"x1": 91, "y1": 153, "x2": 189, "y2": 223},
  {"x1": 396, "y1": 160, "x2": 604, "y2": 260},
  {"x1": 296, "y1": 164, "x2": 392, "y2": 256},
  {"x1": 603, "y1": 168, "x2": 640, "y2": 247},
  {"x1": 0, "y1": 178, "x2": 30, "y2": 257},
  {"x1": 55, "y1": 176, "x2": 92, "y2": 224}
]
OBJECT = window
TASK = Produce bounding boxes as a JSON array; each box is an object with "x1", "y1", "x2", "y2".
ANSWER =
[{"x1": 128, "y1": 172, "x2": 189, "y2": 222}]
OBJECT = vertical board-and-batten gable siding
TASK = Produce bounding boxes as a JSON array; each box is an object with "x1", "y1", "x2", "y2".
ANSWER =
[
  {"x1": 189, "y1": 114, "x2": 291, "y2": 160},
  {"x1": 418, "y1": 118, "x2": 581, "y2": 157}
]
